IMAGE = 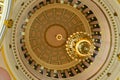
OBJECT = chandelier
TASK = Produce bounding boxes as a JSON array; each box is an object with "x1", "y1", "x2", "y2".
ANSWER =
[{"x1": 66, "y1": 32, "x2": 94, "y2": 61}]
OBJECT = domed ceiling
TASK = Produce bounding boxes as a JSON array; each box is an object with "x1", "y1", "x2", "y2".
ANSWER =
[{"x1": 2, "y1": 0, "x2": 120, "y2": 80}]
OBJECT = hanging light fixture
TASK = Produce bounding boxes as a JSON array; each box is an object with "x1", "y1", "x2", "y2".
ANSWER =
[{"x1": 66, "y1": 32, "x2": 94, "y2": 61}]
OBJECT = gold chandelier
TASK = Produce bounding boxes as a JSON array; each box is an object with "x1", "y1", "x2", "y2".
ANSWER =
[{"x1": 66, "y1": 32, "x2": 94, "y2": 61}]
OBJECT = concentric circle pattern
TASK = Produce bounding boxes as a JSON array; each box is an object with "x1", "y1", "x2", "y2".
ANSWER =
[
  {"x1": 18, "y1": 1, "x2": 101, "y2": 78},
  {"x1": 24, "y1": 5, "x2": 88, "y2": 67},
  {"x1": 45, "y1": 24, "x2": 66, "y2": 47},
  {"x1": 11, "y1": 0, "x2": 119, "y2": 79}
]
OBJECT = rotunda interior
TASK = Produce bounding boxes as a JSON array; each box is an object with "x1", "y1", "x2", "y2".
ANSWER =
[{"x1": 0, "y1": 0, "x2": 120, "y2": 80}]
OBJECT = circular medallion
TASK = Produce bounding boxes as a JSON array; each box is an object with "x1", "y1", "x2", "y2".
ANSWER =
[
  {"x1": 45, "y1": 24, "x2": 67, "y2": 47},
  {"x1": 24, "y1": 3, "x2": 91, "y2": 70}
]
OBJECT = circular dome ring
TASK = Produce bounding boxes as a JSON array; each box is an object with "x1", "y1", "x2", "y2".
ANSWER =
[{"x1": 24, "y1": 3, "x2": 91, "y2": 70}]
